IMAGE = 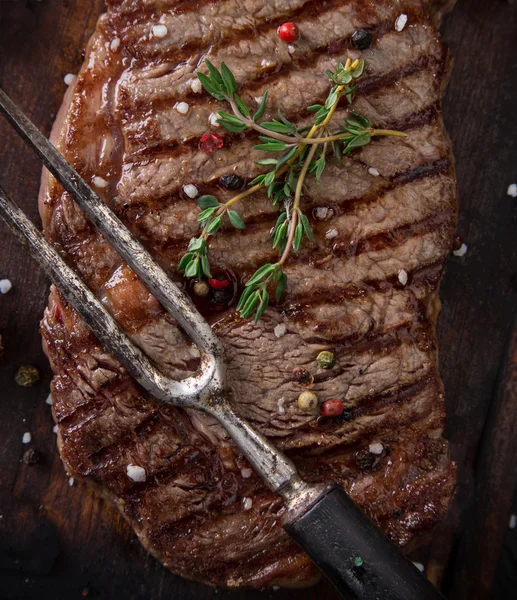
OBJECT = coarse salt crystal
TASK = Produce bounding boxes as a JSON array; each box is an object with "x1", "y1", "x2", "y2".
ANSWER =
[
  {"x1": 413, "y1": 562, "x2": 425, "y2": 573},
  {"x1": 209, "y1": 112, "x2": 220, "y2": 127},
  {"x1": 274, "y1": 323, "x2": 286, "y2": 338},
  {"x1": 261, "y1": 59, "x2": 275, "y2": 68},
  {"x1": 369, "y1": 442, "x2": 384, "y2": 455},
  {"x1": 243, "y1": 497, "x2": 253, "y2": 510},
  {"x1": 22, "y1": 432, "x2": 31, "y2": 444},
  {"x1": 152, "y1": 24, "x2": 168, "y2": 38},
  {"x1": 0, "y1": 279, "x2": 12, "y2": 294},
  {"x1": 398, "y1": 269, "x2": 408, "y2": 286},
  {"x1": 53, "y1": 425, "x2": 58, "y2": 434},
  {"x1": 110, "y1": 37, "x2": 121, "y2": 52},
  {"x1": 126, "y1": 464, "x2": 147, "y2": 482},
  {"x1": 68, "y1": 477, "x2": 74, "y2": 487},
  {"x1": 45, "y1": 394, "x2": 53, "y2": 405},
  {"x1": 278, "y1": 397, "x2": 286, "y2": 415},
  {"x1": 93, "y1": 176, "x2": 108, "y2": 189},
  {"x1": 507, "y1": 183, "x2": 517, "y2": 198},
  {"x1": 325, "y1": 228, "x2": 338, "y2": 240},
  {"x1": 63, "y1": 73, "x2": 75, "y2": 86},
  {"x1": 368, "y1": 167, "x2": 380, "y2": 177},
  {"x1": 183, "y1": 184, "x2": 199, "y2": 199},
  {"x1": 190, "y1": 78, "x2": 203, "y2": 93},
  {"x1": 395, "y1": 14, "x2": 408, "y2": 31},
  {"x1": 509, "y1": 514, "x2": 517, "y2": 529},
  {"x1": 453, "y1": 243, "x2": 468, "y2": 257},
  {"x1": 175, "y1": 101, "x2": 189, "y2": 115},
  {"x1": 241, "y1": 468, "x2": 253, "y2": 479},
  {"x1": 254, "y1": 95, "x2": 264, "y2": 105},
  {"x1": 288, "y1": 44, "x2": 296, "y2": 54},
  {"x1": 315, "y1": 206, "x2": 330, "y2": 220}
]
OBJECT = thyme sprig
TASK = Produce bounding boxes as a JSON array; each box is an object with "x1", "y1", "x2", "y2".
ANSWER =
[{"x1": 179, "y1": 58, "x2": 406, "y2": 322}]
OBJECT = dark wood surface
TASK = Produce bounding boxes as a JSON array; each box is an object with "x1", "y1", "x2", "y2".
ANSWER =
[{"x1": 0, "y1": 1, "x2": 516, "y2": 599}]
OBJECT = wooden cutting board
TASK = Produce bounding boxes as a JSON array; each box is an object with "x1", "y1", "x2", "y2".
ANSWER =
[{"x1": 1, "y1": 1, "x2": 516, "y2": 598}]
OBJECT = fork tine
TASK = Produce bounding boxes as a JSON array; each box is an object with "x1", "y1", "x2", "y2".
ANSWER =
[
  {"x1": 0, "y1": 87, "x2": 224, "y2": 364},
  {"x1": 0, "y1": 182, "x2": 216, "y2": 404}
]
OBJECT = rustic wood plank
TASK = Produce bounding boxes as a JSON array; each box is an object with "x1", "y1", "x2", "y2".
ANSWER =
[{"x1": 0, "y1": 0, "x2": 516, "y2": 598}]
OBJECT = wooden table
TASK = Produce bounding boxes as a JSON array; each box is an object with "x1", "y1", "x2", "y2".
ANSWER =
[{"x1": 1, "y1": 1, "x2": 516, "y2": 598}]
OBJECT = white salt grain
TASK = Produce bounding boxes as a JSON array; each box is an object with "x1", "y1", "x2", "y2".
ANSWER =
[
  {"x1": 277, "y1": 397, "x2": 286, "y2": 415},
  {"x1": 368, "y1": 167, "x2": 380, "y2": 177},
  {"x1": 0, "y1": 279, "x2": 12, "y2": 294},
  {"x1": 325, "y1": 228, "x2": 338, "y2": 240},
  {"x1": 261, "y1": 59, "x2": 275, "y2": 68},
  {"x1": 453, "y1": 243, "x2": 468, "y2": 257},
  {"x1": 288, "y1": 44, "x2": 296, "y2": 54},
  {"x1": 110, "y1": 37, "x2": 121, "y2": 52},
  {"x1": 369, "y1": 442, "x2": 384, "y2": 455},
  {"x1": 315, "y1": 206, "x2": 330, "y2": 220},
  {"x1": 398, "y1": 269, "x2": 408, "y2": 286},
  {"x1": 22, "y1": 432, "x2": 32, "y2": 444},
  {"x1": 45, "y1": 394, "x2": 53, "y2": 405},
  {"x1": 68, "y1": 477, "x2": 74, "y2": 487},
  {"x1": 507, "y1": 183, "x2": 517, "y2": 198},
  {"x1": 413, "y1": 562, "x2": 425, "y2": 573},
  {"x1": 63, "y1": 73, "x2": 75, "y2": 86},
  {"x1": 254, "y1": 95, "x2": 264, "y2": 105},
  {"x1": 152, "y1": 24, "x2": 168, "y2": 38},
  {"x1": 509, "y1": 514, "x2": 517, "y2": 529},
  {"x1": 126, "y1": 464, "x2": 147, "y2": 482},
  {"x1": 274, "y1": 323, "x2": 286, "y2": 338},
  {"x1": 183, "y1": 184, "x2": 199, "y2": 199},
  {"x1": 395, "y1": 14, "x2": 408, "y2": 31},
  {"x1": 243, "y1": 497, "x2": 253, "y2": 510},
  {"x1": 53, "y1": 425, "x2": 58, "y2": 434},
  {"x1": 190, "y1": 78, "x2": 203, "y2": 93},
  {"x1": 241, "y1": 468, "x2": 253, "y2": 479},
  {"x1": 175, "y1": 101, "x2": 189, "y2": 115},
  {"x1": 209, "y1": 112, "x2": 220, "y2": 127},
  {"x1": 93, "y1": 176, "x2": 109, "y2": 189}
]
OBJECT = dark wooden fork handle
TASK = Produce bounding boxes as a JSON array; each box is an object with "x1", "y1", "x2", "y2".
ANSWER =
[{"x1": 284, "y1": 485, "x2": 446, "y2": 600}]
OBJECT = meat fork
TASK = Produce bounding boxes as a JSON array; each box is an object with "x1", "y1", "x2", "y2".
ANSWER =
[{"x1": 0, "y1": 87, "x2": 445, "y2": 600}]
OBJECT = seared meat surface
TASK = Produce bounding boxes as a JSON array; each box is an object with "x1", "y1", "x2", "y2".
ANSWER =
[{"x1": 40, "y1": 0, "x2": 457, "y2": 588}]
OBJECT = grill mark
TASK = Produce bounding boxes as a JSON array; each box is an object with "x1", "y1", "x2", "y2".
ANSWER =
[
  {"x1": 123, "y1": 0, "x2": 414, "y2": 66},
  {"x1": 124, "y1": 54, "x2": 443, "y2": 162},
  {"x1": 123, "y1": 157, "x2": 452, "y2": 252}
]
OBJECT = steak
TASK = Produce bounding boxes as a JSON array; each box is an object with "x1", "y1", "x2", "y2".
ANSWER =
[{"x1": 39, "y1": 0, "x2": 457, "y2": 588}]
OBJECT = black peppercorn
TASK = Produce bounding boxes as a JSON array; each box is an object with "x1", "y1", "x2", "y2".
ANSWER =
[
  {"x1": 220, "y1": 174, "x2": 244, "y2": 190},
  {"x1": 351, "y1": 29, "x2": 373, "y2": 51},
  {"x1": 354, "y1": 449, "x2": 375, "y2": 470}
]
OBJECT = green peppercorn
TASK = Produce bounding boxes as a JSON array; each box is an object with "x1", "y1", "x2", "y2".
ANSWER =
[
  {"x1": 15, "y1": 365, "x2": 40, "y2": 387},
  {"x1": 297, "y1": 391, "x2": 318, "y2": 412},
  {"x1": 353, "y1": 556, "x2": 364, "y2": 568},
  {"x1": 316, "y1": 351, "x2": 336, "y2": 369}
]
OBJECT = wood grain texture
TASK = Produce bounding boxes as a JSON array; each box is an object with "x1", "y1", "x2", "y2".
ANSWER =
[{"x1": 0, "y1": 1, "x2": 516, "y2": 599}]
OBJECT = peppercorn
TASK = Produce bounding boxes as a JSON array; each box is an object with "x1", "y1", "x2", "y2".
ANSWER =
[
  {"x1": 316, "y1": 350, "x2": 336, "y2": 369},
  {"x1": 15, "y1": 365, "x2": 40, "y2": 387},
  {"x1": 192, "y1": 281, "x2": 210, "y2": 297},
  {"x1": 354, "y1": 448, "x2": 375, "y2": 470},
  {"x1": 353, "y1": 556, "x2": 364, "y2": 568},
  {"x1": 277, "y1": 22, "x2": 300, "y2": 43},
  {"x1": 220, "y1": 174, "x2": 244, "y2": 190},
  {"x1": 23, "y1": 448, "x2": 41, "y2": 465},
  {"x1": 292, "y1": 367, "x2": 314, "y2": 387},
  {"x1": 297, "y1": 391, "x2": 318, "y2": 412},
  {"x1": 351, "y1": 29, "x2": 373, "y2": 51},
  {"x1": 320, "y1": 399, "x2": 344, "y2": 418}
]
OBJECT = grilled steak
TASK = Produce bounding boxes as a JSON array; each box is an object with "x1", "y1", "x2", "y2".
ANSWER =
[{"x1": 39, "y1": 0, "x2": 457, "y2": 588}]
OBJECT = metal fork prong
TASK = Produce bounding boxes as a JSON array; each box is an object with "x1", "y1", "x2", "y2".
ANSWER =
[
  {"x1": 0, "y1": 88, "x2": 225, "y2": 380},
  {"x1": 0, "y1": 183, "x2": 216, "y2": 405}
]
